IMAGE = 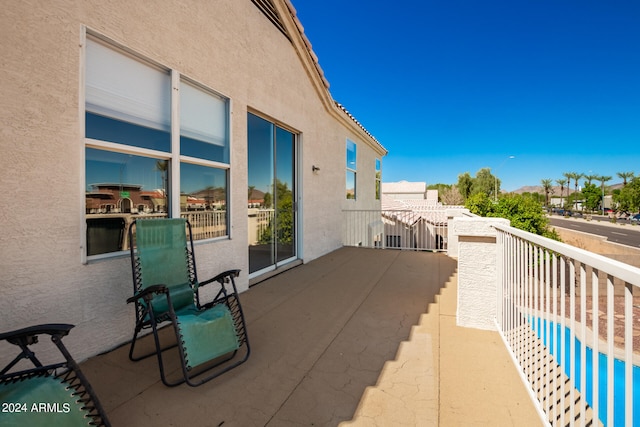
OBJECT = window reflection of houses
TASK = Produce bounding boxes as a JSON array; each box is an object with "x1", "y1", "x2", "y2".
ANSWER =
[
  {"x1": 85, "y1": 182, "x2": 230, "y2": 254},
  {"x1": 86, "y1": 183, "x2": 167, "y2": 214},
  {"x1": 248, "y1": 188, "x2": 265, "y2": 209},
  {"x1": 186, "y1": 186, "x2": 227, "y2": 211},
  {"x1": 182, "y1": 195, "x2": 206, "y2": 211},
  {"x1": 180, "y1": 188, "x2": 228, "y2": 241},
  {"x1": 85, "y1": 184, "x2": 168, "y2": 256}
]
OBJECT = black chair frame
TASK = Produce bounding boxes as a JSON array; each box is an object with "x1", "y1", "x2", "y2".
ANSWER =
[
  {"x1": 127, "y1": 219, "x2": 250, "y2": 387},
  {"x1": 0, "y1": 323, "x2": 110, "y2": 426}
]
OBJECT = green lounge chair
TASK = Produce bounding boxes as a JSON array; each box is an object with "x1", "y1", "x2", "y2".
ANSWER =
[
  {"x1": 0, "y1": 324, "x2": 110, "y2": 426},
  {"x1": 127, "y1": 218, "x2": 249, "y2": 387}
]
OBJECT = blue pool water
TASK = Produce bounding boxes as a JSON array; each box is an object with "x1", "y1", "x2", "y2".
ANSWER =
[{"x1": 529, "y1": 318, "x2": 639, "y2": 427}]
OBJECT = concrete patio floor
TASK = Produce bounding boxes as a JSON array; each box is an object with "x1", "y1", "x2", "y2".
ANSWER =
[{"x1": 81, "y1": 247, "x2": 542, "y2": 426}]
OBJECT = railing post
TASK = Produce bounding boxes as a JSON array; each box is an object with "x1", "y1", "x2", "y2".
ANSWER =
[
  {"x1": 452, "y1": 216, "x2": 509, "y2": 330},
  {"x1": 445, "y1": 208, "x2": 472, "y2": 258}
]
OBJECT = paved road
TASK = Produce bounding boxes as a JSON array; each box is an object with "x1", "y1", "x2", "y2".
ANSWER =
[{"x1": 549, "y1": 216, "x2": 640, "y2": 248}]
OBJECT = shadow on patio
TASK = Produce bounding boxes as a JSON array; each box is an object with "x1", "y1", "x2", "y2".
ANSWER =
[{"x1": 81, "y1": 247, "x2": 541, "y2": 426}]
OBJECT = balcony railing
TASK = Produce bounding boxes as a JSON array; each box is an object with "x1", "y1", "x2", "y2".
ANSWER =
[
  {"x1": 342, "y1": 209, "x2": 449, "y2": 251},
  {"x1": 180, "y1": 210, "x2": 227, "y2": 240},
  {"x1": 493, "y1": 223, "x2": 639, "y2": 427},
  {"x1": 247, "y1": 208, "x2": 274, "y2": 245}
]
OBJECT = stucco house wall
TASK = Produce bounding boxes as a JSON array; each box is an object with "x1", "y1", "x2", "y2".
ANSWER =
[
  {"x1": 381, "y1": 181, "x2": 427, "y2": 200},
  {"x1": 0, "y1": 0, "x2": 386, "y2": 361}
]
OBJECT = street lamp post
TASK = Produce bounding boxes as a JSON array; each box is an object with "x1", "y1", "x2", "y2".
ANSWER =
[{"x1": 494, "y1": 156, "x2": 515, "y2": 202}]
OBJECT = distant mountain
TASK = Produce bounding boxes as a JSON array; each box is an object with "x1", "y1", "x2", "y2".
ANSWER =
[
  {"x1": 608, "y1": 182, "x2": 625, "y2": 191},
  {"x1": 511, "y1": 185, "x2": 574, "y2": 195},
  {"x1": 511, "y1": 185, "x2": 541, "y2": 194},
  {"x1": 511, "y1": 182, "x2": 624, "y2": 195}
]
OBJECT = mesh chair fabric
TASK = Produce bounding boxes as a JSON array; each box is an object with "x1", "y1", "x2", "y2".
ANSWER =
[
  {"x1": 136, "y1": 219, "x2": 195, "y2": 312},
  {"x1": 0, "y1": 374, "x2": 93, "y2": 426}
]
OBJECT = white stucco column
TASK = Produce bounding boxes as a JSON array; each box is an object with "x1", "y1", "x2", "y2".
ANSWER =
[
  {"x1": 445, "y1": 208, "x2": 472, "y2": 258},
  {"x1": 452, "y1": 216, "x2": 510, "y2": 330}
]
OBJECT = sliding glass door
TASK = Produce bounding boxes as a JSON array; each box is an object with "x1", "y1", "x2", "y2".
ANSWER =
[{"x1": 247, "y1": 113, "x2": 297, "y2": 275}]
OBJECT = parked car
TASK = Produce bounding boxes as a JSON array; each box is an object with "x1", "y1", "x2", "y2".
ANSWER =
[{"x1": 630, "y1": 214, "x2": 640, "y2": 222}]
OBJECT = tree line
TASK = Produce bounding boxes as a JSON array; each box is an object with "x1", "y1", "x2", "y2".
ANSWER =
[
  {"x1": 427, "y1": 169, "x2": 638, "y2": 239},
  {"x1": 428, "y1": 168, "x2": 558, "y2": 238},
  {"x1": 540, "y1": 171, "x2": 638, "y2": 213},
  {"x1": 430, "y1": 169, "x2": 639, "y2": 214}
]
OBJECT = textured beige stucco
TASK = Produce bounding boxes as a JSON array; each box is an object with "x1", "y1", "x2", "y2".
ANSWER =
[
  {"x1": 0, "y1": 0, "x2": 385, "y2": 361},
  {"x1": 452, "y1": 217, "x2": 510, "y2": 331}
]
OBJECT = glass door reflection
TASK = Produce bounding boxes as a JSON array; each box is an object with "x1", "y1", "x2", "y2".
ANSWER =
[
  {"x1": 275, "y1": 126, "x2": 295, "y2": 264},
  {"x1": 247, "y1": 113, "x2": 297, "y2": 275}
]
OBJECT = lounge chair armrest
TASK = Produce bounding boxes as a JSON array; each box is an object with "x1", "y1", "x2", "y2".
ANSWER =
[
  {"x1": 200, "y1": 269, "x2": 241, "y2": 287},
  {"x1": 126, "y1": 284, "x2": 168, "y2": 304},
  {"x1": 0, "y1": 324, "x2": 74, "y2": 346}
]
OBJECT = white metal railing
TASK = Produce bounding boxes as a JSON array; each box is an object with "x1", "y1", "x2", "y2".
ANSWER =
[
  {"x1": 247, "y1": 209, "x2": 274, "y2": 245},
  {"x1": 342, "y1": 209, "x2": 448, "y2": 251},
  {"x1": 180, "y1": 210, "x2": 227, "y2": 240},
  {"x1": 255, "y1": 209, "x2": 274, "y2": 241},
  {"x1": 494, "y1": 223, "x2": 638, "y2": 427}
]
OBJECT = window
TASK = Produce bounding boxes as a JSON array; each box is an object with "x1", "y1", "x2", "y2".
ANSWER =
[
  {"x1": 386, "y1": 235, "x2": 401, "y2": 248},
  {"x1": 85, "y1": 39, "x2": 171, "y2": 151},
  {"x1": 346, "y1": 139, "x2": 356, "y2": 199},
  {"x1": 84, "y1": 36, "x2": 230, "y2": 257},
  {"x1": 247, "y1": 112, "x2": 298, "y2": 274},
  {"x1": 180, "y1": 80, "x2": 229, "y2": 163},
  {"x1": 375, "y1": 158, "x2": 381, "y2": 200}
]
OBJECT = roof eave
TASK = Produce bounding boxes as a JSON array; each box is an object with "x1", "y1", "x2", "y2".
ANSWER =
[{"x1": 279, "y1": 0, "x2": 387, "y2": 157}]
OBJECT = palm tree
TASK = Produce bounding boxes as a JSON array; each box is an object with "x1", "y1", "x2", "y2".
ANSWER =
[
  {"x1": 155, "y1": 160, "x2": 169, "y2": 192},
  {"x1": 564, "y1": 172, "x2": 582, "y2": 210},
  {"x1": 583, "y1": 174, "x2": 598, "y2": 185},
  {"x1": 616, "y1": 171, "x2": 635, "y2": 186},
  {"x1": 562, "y1": 172, "x2": 574, "y2": 208},
  {"x1": 556, "y1": 178, "x2": 567, "y2": 208},
  {"x1": 597, "y1": 175, "x2": 612, "y2": 214},
  {"x1": 568, "y1": 172, "x2": 583, "y2": 210},
  {"x1": 541, "y1": 179, "x2": 553, "y2": 208},
  {"x1": 573, "y1": 172, "x2": 583, "y2": 192}
]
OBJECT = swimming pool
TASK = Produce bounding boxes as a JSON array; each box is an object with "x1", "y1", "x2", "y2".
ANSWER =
[{"x1": 530, "y1": 317, "x2": 639, "y2": 427}]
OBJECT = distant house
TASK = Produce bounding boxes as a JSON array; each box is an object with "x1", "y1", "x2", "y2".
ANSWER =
[
  {"x1": 0, "y1": 0, "x2": 387, "y2": 361},
  {"x1": 380, "y1": 182, "x2": 449, "y2": 250},
  {"x1": 381, "y1": 181, "x2": 427, "y2": 200},
  {"x1": 248, "y1": 188, "x2": 266, "y2": 208},
  {"x1": 380, "y1": 197, "x2": 448, "y2": 250},
  {"x1": 86, "y1": 183, "x2": 164, "y2": 214}
]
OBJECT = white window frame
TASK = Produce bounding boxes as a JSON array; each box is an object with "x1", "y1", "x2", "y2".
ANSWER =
[
  {"x1": 346, "y1": 139, "x2": 357, "y2": 200},
  {"x1": 375, "y1": 158, "x2": 381, "y2": 200},
  {"x1": 82, "y1": 30, "x2": 231, "y2": 262}
]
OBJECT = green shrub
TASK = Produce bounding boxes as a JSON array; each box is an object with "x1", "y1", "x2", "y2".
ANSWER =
[{"x1": 466, "y1": 193, "x2": 561, "y2": 240}]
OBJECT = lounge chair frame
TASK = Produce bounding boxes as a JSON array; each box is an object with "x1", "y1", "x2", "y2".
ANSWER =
[
  {"x1": 0, "y1": 323, "x2": 110, "y2": 426},
  {"x1": 127, "y1": 218, "x2": 250, "y2": 387}
]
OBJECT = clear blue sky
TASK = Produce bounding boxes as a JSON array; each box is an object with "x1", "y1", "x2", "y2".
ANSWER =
[{"x1": 294, "y1": 1, "x2": 640, "y2": 192}]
